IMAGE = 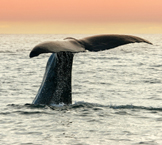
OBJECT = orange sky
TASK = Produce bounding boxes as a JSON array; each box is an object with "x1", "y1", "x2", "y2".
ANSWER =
[{"x1": 0, "y1": 0, "x2": 162, "y2": 34}]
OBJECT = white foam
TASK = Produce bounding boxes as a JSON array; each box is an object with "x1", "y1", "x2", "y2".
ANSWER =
[{"x1": 50, "y1": 102, "x2": 65, "y2": 107}]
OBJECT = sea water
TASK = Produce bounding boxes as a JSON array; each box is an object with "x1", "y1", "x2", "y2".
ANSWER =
[{"x1": 0, "y1": 34, "x2": 162, "y2": 145}]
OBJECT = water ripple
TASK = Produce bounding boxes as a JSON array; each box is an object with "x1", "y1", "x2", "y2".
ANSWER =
[{"x1": 5, "y1": 102, "x2": 162, "y2": 112}]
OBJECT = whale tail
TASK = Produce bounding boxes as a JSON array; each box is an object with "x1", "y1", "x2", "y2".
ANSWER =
[
  {"x1": 30, "y1": 34, "x2": 152, "y2": 58},
  {"x1": 30, "y1": 34, "x2": 152, "y2": 105}
]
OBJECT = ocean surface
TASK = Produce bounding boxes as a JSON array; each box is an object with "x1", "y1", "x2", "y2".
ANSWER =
[{"x1": 0, "y1": 34, "x2": 162, "y2": 145}]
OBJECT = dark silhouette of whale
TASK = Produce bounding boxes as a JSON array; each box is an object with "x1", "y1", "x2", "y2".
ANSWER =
[{"x1": 29, "y1": 34, "x2": 152, "y2": 105}]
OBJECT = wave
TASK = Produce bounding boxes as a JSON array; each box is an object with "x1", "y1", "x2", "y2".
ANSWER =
[
  {"x1": 6, "y1": 102, "x2": 162, "y2": 112},
  {"x1": 0, "y1": 49, "x2": 30, "y2": 54}
]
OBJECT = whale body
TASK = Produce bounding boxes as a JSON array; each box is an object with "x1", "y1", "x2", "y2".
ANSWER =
[
  {"x1": 30, "y1": 34, "x2": 152, "y2": 105},
  {"x1": 32, "y1": 52, "x2": 73, "y2": 105}
]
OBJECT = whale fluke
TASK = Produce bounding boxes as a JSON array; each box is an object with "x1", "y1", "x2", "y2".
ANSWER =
[
  {"x1": 78, "y1": 34, "x2": 152, "y2": 52},
  {"x1": 30, "y1": 34, "x2": 152, "y2": 105},
  {"x1": 30, "y1": 34, "x2": 152, "y2": 58}
]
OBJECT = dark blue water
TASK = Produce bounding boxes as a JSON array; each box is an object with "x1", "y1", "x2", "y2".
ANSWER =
[{"x1": 0, "y1": 34, "x2": 162, "y2": 144}]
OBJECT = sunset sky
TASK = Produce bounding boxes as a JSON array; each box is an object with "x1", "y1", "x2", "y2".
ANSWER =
[{"x1": 0, "y1": 0, "x2": 162, "y2": 34}]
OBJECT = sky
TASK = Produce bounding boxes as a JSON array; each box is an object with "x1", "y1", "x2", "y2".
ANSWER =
[{"x1": 0, "y1": 0, "x2": 162, "y2": 34}]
